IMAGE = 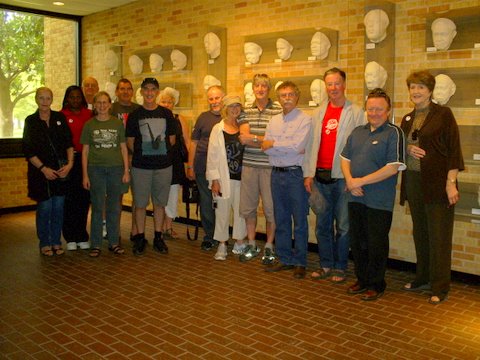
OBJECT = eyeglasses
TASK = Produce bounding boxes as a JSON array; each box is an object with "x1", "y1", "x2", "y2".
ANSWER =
[
  {"x1": 412, "y1": 129, "x2": 419, "y2": 141},
  {"x1": 279, "y1": 92, "x2": 297, "y2": 99}
]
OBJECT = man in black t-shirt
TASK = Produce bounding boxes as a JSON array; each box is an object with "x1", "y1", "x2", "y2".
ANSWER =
[{"x1": 126, "y1": 77, "x2": 176, "y2": 255}]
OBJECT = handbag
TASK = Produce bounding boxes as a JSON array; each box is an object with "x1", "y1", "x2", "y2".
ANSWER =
[
  {"x1": 182, "y1": 180, "x2": 199, "y2": 204},
  {"x1": 182, "y1": 180, "x2": 199, "y2": 241}
]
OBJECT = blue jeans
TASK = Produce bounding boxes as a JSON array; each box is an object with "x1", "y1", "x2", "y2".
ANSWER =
[
  {"x1": 88, "y1": 166, "x2": 123, "y2": 249},
  {"x1": 271, "y1": 168, "x2": 309, "y2": 267},
  {"x1": 314, "y1": 179, "x2": 350, "y2": 270},
  {"x1": 36, "y1": 196, "x2": 65, "y2": 249},
  {"x1": 195, "y1": 172, "x2": 215, "y2": 242}
]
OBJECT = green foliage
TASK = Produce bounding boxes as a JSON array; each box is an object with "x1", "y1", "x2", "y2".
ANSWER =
[{"x1": 0, "y1": 10, "x2": 45, "y2": 137}]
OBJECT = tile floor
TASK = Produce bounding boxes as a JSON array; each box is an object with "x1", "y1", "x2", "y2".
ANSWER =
[{"x1": 0, "y1": 211, "x2": 479, "y2": 359}]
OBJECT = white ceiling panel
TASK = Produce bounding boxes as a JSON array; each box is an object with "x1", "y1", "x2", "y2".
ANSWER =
[{"x1": 0, "y1": 0, "x2": 139, "y2": 16}]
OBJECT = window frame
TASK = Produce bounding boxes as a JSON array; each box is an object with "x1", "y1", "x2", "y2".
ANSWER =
[{"x1": 0, "y1": 5, "x2": 82, "y2": 158}]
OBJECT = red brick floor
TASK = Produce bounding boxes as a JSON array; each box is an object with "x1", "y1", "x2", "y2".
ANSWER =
[{"x1": 0, "y1": 211, "x2": 479, "y2": 359}]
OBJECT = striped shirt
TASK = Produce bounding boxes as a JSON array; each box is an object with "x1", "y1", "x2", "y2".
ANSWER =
[{"x1": 238, "y1": 99, "x2": 283, "y2": 168}]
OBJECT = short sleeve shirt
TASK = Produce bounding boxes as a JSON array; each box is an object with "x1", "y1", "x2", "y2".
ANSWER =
[
  {"x1": 80, "y1": 116, "x2": 125, "y2": 167},
  {"x1": 126, "y1": 106, "x2": 176, "y2": 169},
  {"x1": 341, "y1": 122, "x2": 406, "y2": 211},
  {"x1": 191, "y1": 111, "x2": 221, "y2": 174}
]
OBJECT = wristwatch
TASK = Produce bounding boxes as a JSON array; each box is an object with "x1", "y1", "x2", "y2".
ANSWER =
[{"x1": 253, "y1": 135, "x2": 258, "y2": 143}]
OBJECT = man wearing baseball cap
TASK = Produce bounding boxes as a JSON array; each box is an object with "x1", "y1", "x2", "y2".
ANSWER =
[{"x1": 126, "y1": 78, "x2": 176, "y2": 256}]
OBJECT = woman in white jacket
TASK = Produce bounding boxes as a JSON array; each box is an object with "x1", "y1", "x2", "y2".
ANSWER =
[{"x1": 206, "y1": 95, "x2": 247, "y2": 260}]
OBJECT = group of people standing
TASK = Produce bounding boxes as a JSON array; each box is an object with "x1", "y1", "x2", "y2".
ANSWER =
[
  {"x1": 23, "y1": 66, "x2": 463, "y2": 305},
  {"x1": 191, "y1": 68, "x2": 462, "y2": 305},
  {"x1": 23, "y1": 76, "x2": 188, "y2": 259}
]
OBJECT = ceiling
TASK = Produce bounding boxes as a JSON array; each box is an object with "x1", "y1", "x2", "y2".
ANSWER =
[{"x1": 0, "y1": 0, "x2": 139, "y2": 16}]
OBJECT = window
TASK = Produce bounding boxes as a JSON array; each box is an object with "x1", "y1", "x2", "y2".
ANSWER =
[{"x1": 0, "y1": 6, "x2": 80, "y2": 156}]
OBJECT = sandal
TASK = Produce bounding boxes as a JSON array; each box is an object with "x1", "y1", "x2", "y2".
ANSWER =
[
  {"x1": 330, "y1": 270, "x2": 346, "y2": 283},
  {"x1": 311, "y1": 268, "x2": 332, "y2": 280},
  {"x1": 108, "y1": 245, "x2": 125, "y2": 255},
  {"x1": 40, "y1": 246, "x2": 54, "y2": 257},
  {"x1": 52, "y1": 246, "x2": 65, "y2": 256},
  {"x1": 428, "y1": 294, "x2": 448, "y2": 305},
  {"x1": 89, "y1": 248, "x2": 101, "y2": 258}
]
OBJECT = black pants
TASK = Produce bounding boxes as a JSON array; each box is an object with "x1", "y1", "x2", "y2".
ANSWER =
[
  {"x1": 62, "y1": 153, "x2": 90, "y2": 243},
  {"x1": 405, "y1": 171, "x2": 454, "y2": 298},
  {"x1": 349, "y1": 202, "x2": 392, "y2": 292}
]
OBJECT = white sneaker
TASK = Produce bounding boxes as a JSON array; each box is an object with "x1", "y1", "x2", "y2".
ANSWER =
[
  {"x1": 78, "y1": 242, "x2": 90, "y2": 250},
  {"x1": 214, "y1": 243, "x2": 227, "y2": 261},
  {"x1": 232, "y1": 242, "x2": 246, "y2": 255},
  {"x1": 66, "y1": 242, "x2": 77, "y2": 251}
]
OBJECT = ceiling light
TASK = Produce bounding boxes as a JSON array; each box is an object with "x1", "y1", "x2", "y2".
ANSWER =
[{"x1": 53, "y1": 2, "x2": 64, "y2": 6}]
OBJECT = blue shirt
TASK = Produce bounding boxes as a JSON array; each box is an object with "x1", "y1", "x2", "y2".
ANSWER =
[
  {"x1": 264, "y1": 108, "x2": 312, "y2": 167},
  {"x1": 341, "y1": 122, "x2": 406, "y2": 211}
]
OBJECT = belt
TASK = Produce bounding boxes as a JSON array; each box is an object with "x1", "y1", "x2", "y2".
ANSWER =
[{"x1": 272, "y1": 166, "x2": 301, "y2": 172}]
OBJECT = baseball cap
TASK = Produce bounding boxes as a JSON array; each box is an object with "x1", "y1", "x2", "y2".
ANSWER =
[{"x1": 141, "y1": 77, "x2": 159, "y2": 88}]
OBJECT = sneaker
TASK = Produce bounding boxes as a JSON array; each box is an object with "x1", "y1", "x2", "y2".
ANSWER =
[
  {"x1": 78, "y1": 242, "x2": 90, "y2": 250},
  {"x1": 66, "y1": 242, "x2": 77, "y2": 251},
  {"x1": 262, "y1": 247, "x2": 277, "y2": 265},
  {"x1": 201, "y1": 240, "x2": 214, "y2": 251},
  {"x1": 232, "y1": 242, "x2": 246, "y2": 255},
  {"x1": 132, "y1": 234, "x2": 146, "y2": 256},
  {"x1": 153, "y1": 234, "x2": 168, "y2": 254},
  {"x1": 214, "y1": 243, "x2": 227, "y2": 261},
  {"x1": 239, "y1": 245, "x2": 260, "y2": 262}
]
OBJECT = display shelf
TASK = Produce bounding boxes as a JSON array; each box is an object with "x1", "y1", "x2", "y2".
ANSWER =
[
  {"x1": 126, "y1": 45, "x2": 192, "y2": 75},
  {"x1": 458, "y1": 125, "x2": 480, "y2": 165},
  {"x1": 243, "y1": 28, "x2": 338, "y2": 65},
  {"x1": 429, "y1": 68, "x2": 480, "y2": 109},
  {"x1": 455, "y1": 182, "x2": 480, "y2": 223},
  {"x1": 425, "y1": 6, "x2": 480, "y2": 52}
]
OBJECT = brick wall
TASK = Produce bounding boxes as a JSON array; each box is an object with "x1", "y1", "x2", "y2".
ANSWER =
[
  {"x1": 44, "y1": 17, "x2": 78, "y2": 110},
  {"x1": 0, "y1": 158, "x2": 34, "y2": 209}
]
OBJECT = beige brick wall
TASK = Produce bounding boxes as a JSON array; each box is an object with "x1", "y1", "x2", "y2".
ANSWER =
[
  {"x1": 44, "y1": 17, "x2": 78, "y2": 110},
  {"x1": 0, "y1": 158, "x2": 34, "y2": 209},
  {"x1": 4, "y1": 0, "x2": 479, "y2": 274}
]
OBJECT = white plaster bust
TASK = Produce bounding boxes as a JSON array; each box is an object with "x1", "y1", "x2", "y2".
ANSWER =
[
  {"x1": 203, "y1": 75, "x2": 221, "y2": 90},
  {"x1": 310, "y1": 79, "x2": 327, "y2": 105},
  {"x1": 276, "y1": 38, "x2": 293, "y2": 60},
  {"x1": 244, "y1": 42, "x2": 263, "y2": 64},
  {"x1": 244, "y1": 82, "x2": 255, "y2": 107},
  {"x1": 274, "y1": 81, "x2": 284, "y2": 91},
  {"x1": 431, "y1": 18, "x2": 457, "y2": 51},
  {"x1": 310, "y1": 32, "x2": 331, "y2": 60},
  {"x1": 364, "y1": 9, "x2": 390, "y2": 43},
  {"x1": 104, "y1": 81, "x2": 117, "y2": 102},
  {"x1": 149, "y1": 53, "x2": 164, "y2": 73},
  {"x1": 135, "y1": 88, "x2": 144, "y2": 105},
  {"x1": 433, "y1": 74, "x2": 456, "y2": 105},
  {"x1": 364, "y1": 61, "x2": 388, "y2": 90},
  {"x1": 128, "y1": 55, "x2": 143, "y2": 75},
  {"x1": 170, "y1": 49, "x2": 187, "y2": 71},
  {"x1": 105, "y1": 49, "x2": 119, "y2": 72},
  {"x1": 204, "y1": 32, "x2": 221, "y2": 59}
]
